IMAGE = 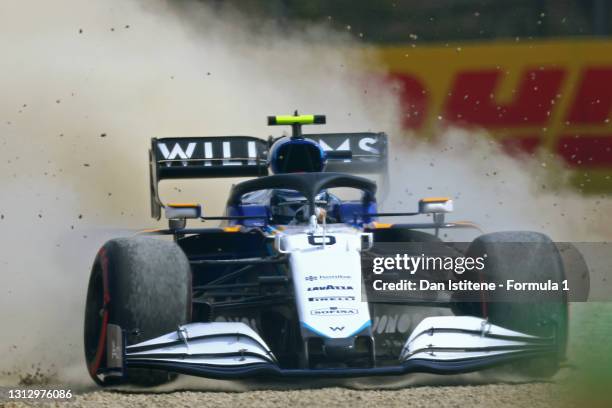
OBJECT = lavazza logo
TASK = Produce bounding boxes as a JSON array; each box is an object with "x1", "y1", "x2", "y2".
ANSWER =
[
  {"x1": 307, "y1": 285, "x2": 353, "y2": 292},
  {"x1": 305, "y1": 275, "x2": 351, "y2": 282},
  {"x1": 311, "y1": 307, "x2": 359, "y2": 316}
]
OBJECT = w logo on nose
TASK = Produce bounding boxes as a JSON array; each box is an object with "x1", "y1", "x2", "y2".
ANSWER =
[{"x1": 329, "y1": 326, "x2": 345, "y2": 332}]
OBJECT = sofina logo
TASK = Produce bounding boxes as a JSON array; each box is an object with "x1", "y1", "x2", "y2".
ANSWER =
[{"x1": 311, "y1": 307, "x2": 358, "y2": 316}]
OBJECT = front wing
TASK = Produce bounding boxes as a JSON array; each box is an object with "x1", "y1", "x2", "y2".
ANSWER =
[{"x1": 100, "y1": 316, "x2": 558, "y2": 381}]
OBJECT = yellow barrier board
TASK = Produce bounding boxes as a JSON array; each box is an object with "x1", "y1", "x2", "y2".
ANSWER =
[{"x1": 375, "y1": 39, "x2": 612, "y2": 192}]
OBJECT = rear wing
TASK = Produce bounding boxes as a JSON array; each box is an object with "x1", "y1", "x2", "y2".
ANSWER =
[
  {"x1": 305, "y1": 132, "x2": 388, "y2": 174},
  {"x1": 150, "y1": 136, "x2": 269, "y2": 219},
  {"x1": 149, "y1": 132, "x2": 388, "y2": 219}
]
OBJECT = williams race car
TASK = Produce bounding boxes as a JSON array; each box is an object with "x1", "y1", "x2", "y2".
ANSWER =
[{"x1": 84, "y1": 114, "x2": 574, "y2": 385}]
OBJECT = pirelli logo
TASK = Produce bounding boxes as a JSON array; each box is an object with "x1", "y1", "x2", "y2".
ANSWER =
[{"x1": 308, "y1": 295, "x2": 356, "y2": 302}]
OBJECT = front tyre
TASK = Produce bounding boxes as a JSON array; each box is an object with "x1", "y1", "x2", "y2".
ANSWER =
[
  {"x1": 84, "y1": 237, "x2": 191, "y2": 386},
  {"x1": 457, "y1": 231, "x2": 568, "y2": 377}
]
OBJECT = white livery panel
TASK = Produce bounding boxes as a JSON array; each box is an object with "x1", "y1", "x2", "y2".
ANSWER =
[{"x1": 278, "y1": 228, "x2": 372, "y2": 338}]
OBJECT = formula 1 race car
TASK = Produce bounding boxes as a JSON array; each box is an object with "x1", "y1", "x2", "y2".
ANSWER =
[{"x1": 84, "y1": 113, "x2": 576, "y2": 386}]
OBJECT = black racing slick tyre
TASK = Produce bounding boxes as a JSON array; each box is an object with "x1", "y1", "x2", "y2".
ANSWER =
[
  {"x1": 457, "y1": 231, "x2": 568, "y2": 377},
  {"x1": 84, "y1": 237, "x2": 191, "y2": 386}
]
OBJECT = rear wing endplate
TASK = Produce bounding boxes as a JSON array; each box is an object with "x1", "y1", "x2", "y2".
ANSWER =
[{"x1": 150, "y1": 136, "x2": 269, "y2": 219}]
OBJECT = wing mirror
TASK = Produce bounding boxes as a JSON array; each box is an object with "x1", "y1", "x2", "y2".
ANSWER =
[
  {"x1": 419, "y1": 197, "x2": 452, "y2": 229},
  {"x1": 164, "y1": 203, "x2": 202, "y2": 230},
  {"x1": 419, "y1": 197, "x2": 453, "y2": 214}
]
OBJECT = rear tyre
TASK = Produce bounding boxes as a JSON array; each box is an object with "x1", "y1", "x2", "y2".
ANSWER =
[
  {"x1": 84, "y1": 237, "x2": 191, "y2": 386},
  {"x1": 555, "y1": 242, "x2": 590, "y2": 301},
  {"x1": 456, "y1": 231, "x2": 568, "y2": 377}
]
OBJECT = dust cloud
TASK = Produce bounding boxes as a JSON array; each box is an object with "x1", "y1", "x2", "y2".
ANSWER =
[
  {"x1": 0, "y1": 0, "x2": 608, "y2": 390},
  {"x1": 0, "y1": 0, "x2": 396, "y2": 386},
  {"x1": 384, "y1": 128, "x2": 612, "y2": 242}
]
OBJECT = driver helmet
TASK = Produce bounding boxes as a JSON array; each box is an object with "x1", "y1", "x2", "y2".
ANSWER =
[{"x1": 269, "y1": 137, "x2": 326, "y2": 174}]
